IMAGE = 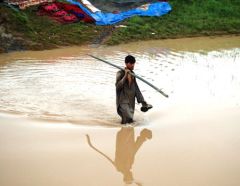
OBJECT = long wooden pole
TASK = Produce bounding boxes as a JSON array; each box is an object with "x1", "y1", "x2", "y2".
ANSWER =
[{"x1": 88, "y1": 54, "x2": 169, "y2": 98}]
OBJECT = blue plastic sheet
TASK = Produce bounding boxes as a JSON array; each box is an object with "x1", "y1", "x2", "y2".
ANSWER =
[{"x1": 67, "y1": 0, "x2": 172, "y2": 25}]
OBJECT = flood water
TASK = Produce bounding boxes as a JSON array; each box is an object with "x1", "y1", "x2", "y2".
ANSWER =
[
  {"x1": 0, "y1": 36, "x2": 239, "y2": 126},
  {"x1": 1, "y1": 36, "x2": 240, "y2": 186}
]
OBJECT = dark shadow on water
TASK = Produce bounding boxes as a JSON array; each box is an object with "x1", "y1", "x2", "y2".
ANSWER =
[{"x1": 86, "y1": 127, "x2": 152, "y2": 185}]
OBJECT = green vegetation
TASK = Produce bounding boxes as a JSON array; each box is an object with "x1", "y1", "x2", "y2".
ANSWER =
[
  {"x1": 0, "y1": 5, "x2": 101, "y2": 51},
  {"x1": 107, "y1": 0, "x2": 240, "y2": 44},
  {"x1": 0, "y1": 0, "x2": 240, "y2": 52},
  {"x1": 22, "y1": 8, "x2": 101, "y2": 47}
]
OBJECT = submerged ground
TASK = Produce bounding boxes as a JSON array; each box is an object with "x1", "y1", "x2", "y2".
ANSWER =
[
  {"x1": 0, "y1": 36, "x2": 240, "y2": 185},
  {"x1": 0, "y1": 0, "x2": 240, "y2": 52}
]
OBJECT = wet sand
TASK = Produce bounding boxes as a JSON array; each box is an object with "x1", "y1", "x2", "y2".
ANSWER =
[{"x1": 0, "y1": 36, "x2": 240, "y2": 185}]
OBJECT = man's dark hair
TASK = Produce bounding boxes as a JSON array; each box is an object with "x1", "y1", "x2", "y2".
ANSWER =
[{"x1": 125, "y1": 55, "x2": 135, "y2": 64}]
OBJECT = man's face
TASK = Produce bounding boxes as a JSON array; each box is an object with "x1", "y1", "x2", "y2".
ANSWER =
[{"x1": 126, "y1": 62, "x2": 135, "y2": 70}]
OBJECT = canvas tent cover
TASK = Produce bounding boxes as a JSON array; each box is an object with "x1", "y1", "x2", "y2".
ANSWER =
[
  {"x1": 84, "y1": 0, "x2": 161, "y2": 12},
  {"x1": 67, "y1": 0, "x2": 172, "y2": 25},
  {"x1": 4, "y1": 0, "x2": 172, "y2": 25}
]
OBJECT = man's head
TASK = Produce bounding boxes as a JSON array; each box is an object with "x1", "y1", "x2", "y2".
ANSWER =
[{"x1": 125, "y1": 55, "x2": 135, "y2": 70}]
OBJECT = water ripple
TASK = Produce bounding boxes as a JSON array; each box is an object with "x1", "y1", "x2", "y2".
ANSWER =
[{"x1": 0, "y1": 46, "x2": 239, "y2": 125}]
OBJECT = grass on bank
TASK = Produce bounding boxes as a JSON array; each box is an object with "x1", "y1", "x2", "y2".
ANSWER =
[
  {"x1": 0, "y1": 5, "x2": 101, "y2": 50},
  {"x1": 107, "y1": 0, "x2": 240, "y2": 45},
  {"x1": 1, "y1": 0, "x2": 240, "y2": 50}
]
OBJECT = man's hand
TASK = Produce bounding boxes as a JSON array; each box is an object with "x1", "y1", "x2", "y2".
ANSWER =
[
  {"x1": 140, "y1": 101, "x2": 153, "y2": 112},
  {"x1": 125, "y1": 68, "x2": 131, "y2": 75},
  {"x1": 141, "y1": 101, "x2": 147, "y2": 107}
]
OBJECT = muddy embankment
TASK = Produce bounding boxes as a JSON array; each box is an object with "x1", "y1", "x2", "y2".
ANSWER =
[
  {"x1": 0, "y1": 9, "x2": 27, "y2": 52},
  {"x1": 1, "y1": 0, "x2": 240, "y2": 53}
]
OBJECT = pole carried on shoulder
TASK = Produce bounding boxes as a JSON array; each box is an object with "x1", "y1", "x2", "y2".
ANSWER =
[{"x1": 88, "y1": 54, "x2": 169, "y2": 98}]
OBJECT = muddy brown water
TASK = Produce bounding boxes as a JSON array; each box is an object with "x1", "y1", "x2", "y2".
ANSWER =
[
  {"x1": 0, "y1": 36, "x2": 239, "y2": 126},
  {"x1": 0, "y1": 36, "x2": 240, "y2": 186}
]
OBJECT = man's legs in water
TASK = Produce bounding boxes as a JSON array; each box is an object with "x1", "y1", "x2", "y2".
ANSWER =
[{"x1": 119, "y1": 103, "x2": 134, "y2": 124}]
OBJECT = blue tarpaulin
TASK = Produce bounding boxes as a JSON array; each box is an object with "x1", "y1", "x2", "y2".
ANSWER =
[{"x1": 67, "y1": 0, "x2": 172, "y2": 25}]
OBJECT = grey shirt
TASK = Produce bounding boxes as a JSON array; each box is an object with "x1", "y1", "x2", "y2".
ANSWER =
[{"x1": 116, "y1": 70, "x2": 145, "y2": 111}]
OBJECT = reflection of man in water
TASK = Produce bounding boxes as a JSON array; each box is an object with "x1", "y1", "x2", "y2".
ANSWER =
[
  {"x1": 116, "y1": 55, "x2": 149, "y2": 124},
  {"x1": 86, "y1": 127, "x2": 152, "y2": 185}
]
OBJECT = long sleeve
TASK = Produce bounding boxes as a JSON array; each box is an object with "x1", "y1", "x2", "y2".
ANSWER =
[
  {"x1": 115, "y1": 70, "x2": 126, "y2": 91},
  {"x1": 135, "y1": 80, "x2": 145, "y2": 103}
]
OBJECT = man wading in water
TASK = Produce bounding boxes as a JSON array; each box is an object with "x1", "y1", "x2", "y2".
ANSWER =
[{"x1": 116, "y1": 55, "x2": 151, "y2": 124}]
